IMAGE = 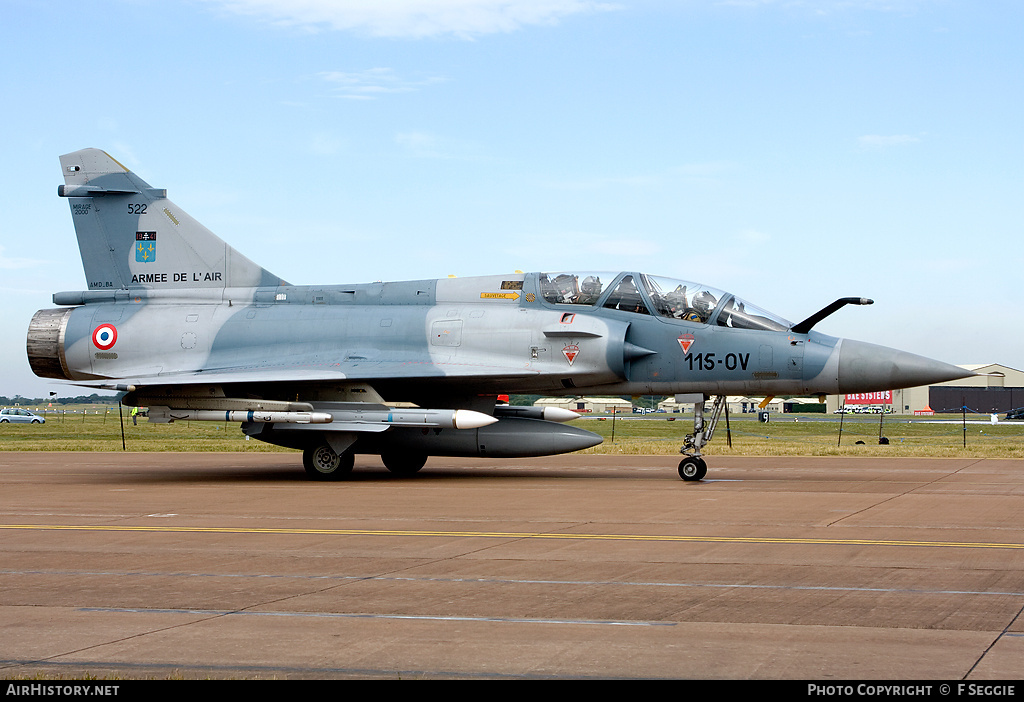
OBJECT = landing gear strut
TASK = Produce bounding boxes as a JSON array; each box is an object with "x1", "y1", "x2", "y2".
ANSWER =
[{"x1": 677, "y1": 394, "x2": 726, "y2": 481}]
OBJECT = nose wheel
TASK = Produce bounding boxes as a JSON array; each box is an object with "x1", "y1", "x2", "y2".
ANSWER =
[{"x1": 678, "y1": 456, "x2": 707, "y2": 481}]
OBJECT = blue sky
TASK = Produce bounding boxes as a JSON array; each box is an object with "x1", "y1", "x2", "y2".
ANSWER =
[{"x1": 1, "y1": 0, "x2": 1021, "y2": 398}]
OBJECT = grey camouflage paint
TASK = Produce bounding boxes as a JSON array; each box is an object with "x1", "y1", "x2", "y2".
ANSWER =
[{"x1": 27, "y1": 149, "x2": 974, "y2": 474}]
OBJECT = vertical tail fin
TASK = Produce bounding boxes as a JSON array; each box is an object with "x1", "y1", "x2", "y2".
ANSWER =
[{"x1": 58, "y1": 148, "x2": 286, "y2": 291}]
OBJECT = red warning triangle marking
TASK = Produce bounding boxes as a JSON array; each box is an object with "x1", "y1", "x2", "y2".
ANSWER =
[
  {"x1": 678, "y1": 334, "x2": 695, "y2": 355},
  {"x1": 562, "y1": 344, "x2": 580, "y2": 366}
]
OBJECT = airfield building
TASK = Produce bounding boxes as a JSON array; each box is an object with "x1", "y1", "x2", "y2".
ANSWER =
[
  {"x1": 534, "y1": 364, "x2": 1024, "y2": 418},
  {"x1": 827, "y1": 363, "x2": 1024, "y2": 415}
]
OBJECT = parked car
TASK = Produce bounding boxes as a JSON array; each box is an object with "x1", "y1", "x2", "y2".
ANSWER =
[{"x1": 0, "y1": 408, "x2": 45, "y2": 424}]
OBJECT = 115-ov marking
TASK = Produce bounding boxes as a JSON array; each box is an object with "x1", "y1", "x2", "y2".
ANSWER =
[{"x1": 687, "y1": 352, "x2": 750, "y2": 371}]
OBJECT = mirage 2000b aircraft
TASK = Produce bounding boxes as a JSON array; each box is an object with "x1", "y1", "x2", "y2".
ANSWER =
[{"x1": 27, "y1": 149, "x2": 973, "y2": 480}]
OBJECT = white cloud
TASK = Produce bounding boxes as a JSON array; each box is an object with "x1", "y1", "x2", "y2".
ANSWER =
[
  {"x1": 318, "y1": 68, "x2": 446, "y2": 100},
  {"x1": 207, "y1": 0, "x2": 616, "y2": 38}
]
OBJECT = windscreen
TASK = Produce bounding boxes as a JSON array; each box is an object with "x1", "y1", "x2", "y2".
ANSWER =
[
  {"x1": 642, "y1": 274, "x2": 791, "y2": 330},
  {"x1": 539, "y1": 273, "x2": 610, "y2": 305}
]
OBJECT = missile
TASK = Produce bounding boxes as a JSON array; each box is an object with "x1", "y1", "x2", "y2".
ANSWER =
[
  {"x1": 325, "y1": 407, "x2": 498, "y2": 430},
  {"x1": 149, "y1": 405, "x2": 498, "y2": 430},
  {"x1": 493, "y1": 405, "x2": 582, "y2": 422},
  {"x1": 148, "y1": 406, "x2": 333, "y2": 424}
]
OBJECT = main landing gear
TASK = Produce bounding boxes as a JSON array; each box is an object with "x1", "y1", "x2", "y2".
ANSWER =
[
  {"x1": 302, "y1": 439, "x2": 429, "y2": 480},
  {"x1": 380, "y1": 450, "x2": 428, "y2": 476},
  {"x1": 677, "y1": 394, "x2": 726, "y2": 482},
  {"x1": 303, "y1": 442, "x2": 355, "y2": 480}
]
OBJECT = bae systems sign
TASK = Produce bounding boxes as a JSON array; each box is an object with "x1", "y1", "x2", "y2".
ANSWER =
[{"x1": 845, "y1": 391, "x2": 893, "y2": 405}]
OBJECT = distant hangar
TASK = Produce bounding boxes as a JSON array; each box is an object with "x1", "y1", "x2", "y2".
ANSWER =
[{"x1": 887, "y1": 363, "x2": 1024, "y2": 415}]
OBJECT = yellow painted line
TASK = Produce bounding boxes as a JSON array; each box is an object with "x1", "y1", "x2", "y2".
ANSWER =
[{"x1": 2, "y1": 524, "x2": 1023, "y2": 550}]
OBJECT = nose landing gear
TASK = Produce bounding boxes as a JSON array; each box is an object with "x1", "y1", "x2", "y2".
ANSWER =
[{"x1": 677, "y1": 394, "x2": 726, "y2": 481}]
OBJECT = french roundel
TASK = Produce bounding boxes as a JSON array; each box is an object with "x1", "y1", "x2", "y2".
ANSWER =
[{"x1": 92, "y1": 324, "x2": 118, "y2": 350}]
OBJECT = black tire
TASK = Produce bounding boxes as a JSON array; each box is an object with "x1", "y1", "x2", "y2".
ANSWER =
[
  {"x1": 678, "y1": 457, "x2": 707, "y2": 481},
  {"x1": 303, "y1": 443, "x2": 354, "y2": 480},
  {"x1": 381, "y1": 451, "x2": 428, "y2": 476}
]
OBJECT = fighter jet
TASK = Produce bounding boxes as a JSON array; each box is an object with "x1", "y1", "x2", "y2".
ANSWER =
[{"x1": 27, "y1": 149, "x2": 973, "y2": 480}]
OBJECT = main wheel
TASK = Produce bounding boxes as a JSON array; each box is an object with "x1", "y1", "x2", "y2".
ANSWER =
[
  {"x1": 381, "y1": 451, "x2": 428, "y2": 476},
  {"x1": 678, "y1": 456, "x2": 707, "y2": 481},
  {"x1": 303, "y1": 443, "x2": 354, "y2": 480}
]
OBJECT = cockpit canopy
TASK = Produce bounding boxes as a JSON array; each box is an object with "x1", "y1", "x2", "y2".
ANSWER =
[{"x1": 538, "y1": 272, "x2": 791, "y2": 332}]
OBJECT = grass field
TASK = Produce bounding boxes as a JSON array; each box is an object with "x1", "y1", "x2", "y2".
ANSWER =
[
  {"x1": 0, "y1": 405, "x2": 288, "y2": 453},
  {"x1": 2, "y1": 405, "x2": 1023, "y2": 458},
  {"x1": 577, "y1": 412, "x2": 1024, "y2": 458}
]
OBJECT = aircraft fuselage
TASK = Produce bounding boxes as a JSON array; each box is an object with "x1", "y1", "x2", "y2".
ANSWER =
[
  {"x1": 33, "y1": 272, "x2": 845, "y2": 399},
  {"x1": 28, "y1": 148, "x2": 975, "y2": 479}
]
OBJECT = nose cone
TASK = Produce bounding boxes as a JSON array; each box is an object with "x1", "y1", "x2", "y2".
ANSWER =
[
  {"x1": 452, "y1": 409, "x2": 500, "y2": 430},
  {"x1": 541, "y1": 407, "x2": 585, "y2": 423},
  {"x1": 838, "y1": 339, "x2": 974, "y2": 393}
]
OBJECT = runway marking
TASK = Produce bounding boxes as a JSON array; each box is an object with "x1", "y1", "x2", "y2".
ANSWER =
[
  {"x1": 3, "y1": 523, "x2": 1024, "y2": 550},
  {"x1": 4, "y1": 569, "x2": 1024, "y2": 598},
  {"x1": 75, "y1": 607, "x2": 673, "y2": 627}
]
